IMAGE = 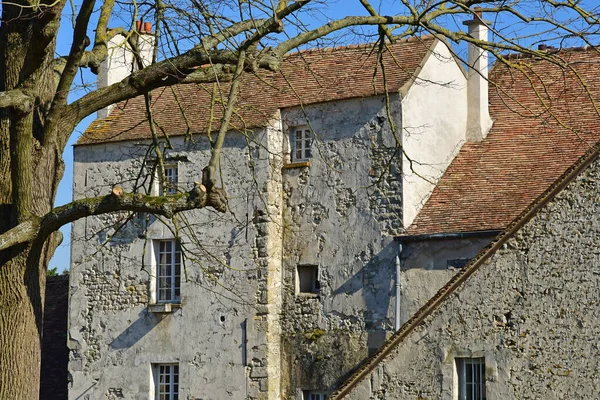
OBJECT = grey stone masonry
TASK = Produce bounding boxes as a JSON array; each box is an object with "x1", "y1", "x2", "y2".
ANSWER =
[{"x1": 343, "y1": 154, "x2": 600, "y2": 399}]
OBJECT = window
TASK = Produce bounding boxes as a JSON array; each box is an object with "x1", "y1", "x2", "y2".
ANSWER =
[
  {"x1": 456, "y1": 358, "x2": 486, "y2": 400},
  {"x1": 153, "y1": 364, "x2": 179, "y2": 400},
  {"x1": 157, "y1": 165, "x2": 178, "y2": 195},
  {"x1": 293, "y1": 127, "x2": 312, "y2": 161},
  {"x1": 303, "y1": 391, "x2": 327, "y2": 400},
  {"x1": 156, "y1": 240, "x2": 181, "y2": 302},
  {"x1": 297, "y1": 265, "x2": 320, "y2": 294}
]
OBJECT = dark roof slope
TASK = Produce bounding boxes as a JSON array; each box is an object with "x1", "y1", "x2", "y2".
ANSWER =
[
  {"x1": 406, "y1": 48, "x2": 600, "y2": 235},
  {"x1": 79, "y1": 36, "x2": 436, "y2": 145},
  {"x1": 40, "y1": 275, "x2": 69, "y2": 400}
]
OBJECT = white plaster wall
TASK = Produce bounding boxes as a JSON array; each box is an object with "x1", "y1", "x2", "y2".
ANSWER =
[
  {"x1": 401, "y1": 40, "x2": 468, "y2": 228},
  {"x1": 399, "y1": 237, "x2": 493, "y2": 325},
  {"x1": 69, "y1": 127, "x2": 281, "y2": 400}
]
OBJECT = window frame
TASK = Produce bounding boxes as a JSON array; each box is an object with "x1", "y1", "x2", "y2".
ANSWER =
[
  {"x1": 456, "y1": 357, "x2": 486, "y2": 400},
  {"x1": 153, "y1": 363, "x2": 179, "y2": 400},
  {"x1": 303, "y1": 390, "x2": 327, "y2": 400},
  {"x1": 155, "y1": 239, "x2": 182, "y2": 303},
  {"x1": 292, "y1": 127, "x2": 312, "y2": 162},
  {"x1": 296, "y1": 264, "x2": 320, "y2": 295},
  {"x1": 161, "y1": 164, "x2": 179, "y2": 195}
]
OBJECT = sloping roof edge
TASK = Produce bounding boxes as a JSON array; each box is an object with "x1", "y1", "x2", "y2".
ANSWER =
[
  {"x1": 330, "y1": 138, "x2": 600, "y2": 399},
  {"x1": 398, "y1": 37, "x2": 466, "y2": 97}
]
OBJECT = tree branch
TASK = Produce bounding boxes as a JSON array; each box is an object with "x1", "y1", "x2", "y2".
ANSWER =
[
  {"x1": 0, "y1": 218, "x2": 40, "y2": 252},
  {"x1": 0, "y1": 89, "x2": 34, "y2": 112},
  {"x1": 0, "y1": 181, "x2": 228, "y2": 252},
  {"x1": 39, "y1": 184, "x2": 219, "y2": 234}
]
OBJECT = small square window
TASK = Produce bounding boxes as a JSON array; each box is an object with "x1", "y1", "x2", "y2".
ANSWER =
[
  {"x1": 297, "y1": 265, "x2": 320, "y2": 294},
  {"x1": 153, "y1": 363, "x2": 179, "y2": 400},
  {"x1": 303, "y1": 390, "x2": 327, "y2": 400},
  {"x1": 456, "y1": 358, "x2": 486, "y2": 400},
  {"x1": 293, "y1": 128, "x2": 312, "y2": 161},
  {"x1": 155, "y1": 240, "x2": 181, "y2": 303}
]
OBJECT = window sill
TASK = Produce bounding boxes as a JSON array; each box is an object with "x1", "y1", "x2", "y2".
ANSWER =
[
  {"x1": 283, "y1": 161, "x2": 310, "y2": 169},
  {"x1": 148, "y1": 302, "x2": 181, "y2": 313},
  {"x1": 296, "y1": 292, "x2": 320, "y2": 299}
]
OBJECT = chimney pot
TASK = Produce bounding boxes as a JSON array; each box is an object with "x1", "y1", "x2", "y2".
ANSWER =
[
  {"x1": 136, "y1": 20, "x2": 142, "y2": 31},
  {"x1": 473, "y1": 7, "x2": 483, "y2": 19},
  {"x1": 144, "y1": 22, "x2": 152, "y2": 33}
]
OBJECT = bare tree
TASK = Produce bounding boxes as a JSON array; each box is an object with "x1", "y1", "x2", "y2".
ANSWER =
[{"x1": 0, "y1": 0, "x2": 599, "y2": 398}]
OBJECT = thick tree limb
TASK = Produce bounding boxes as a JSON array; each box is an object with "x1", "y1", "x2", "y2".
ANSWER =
[
  {"x1": 0, "y1": 89, "x2": 34, "y2": 112},
  {"x1": 0, "y1": 183, "x2": 226, "y2": 252},
  {"x1": 359, "y1": 0, "x2": 395, "y2": 43},
  {"x1": 38, "y1": 183, "x2": 226, "y2": 234},
  {"x1": 0, "y1": 219, "x2": 40, "y2": 252}
]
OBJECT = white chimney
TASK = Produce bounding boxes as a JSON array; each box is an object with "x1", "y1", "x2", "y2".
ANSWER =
[
  {"x1": 463, "y1": 9, "x2": 493, "y2": 142},
  {"x1": 97, "y1": 22, "x2": 155, "y2": 118}
]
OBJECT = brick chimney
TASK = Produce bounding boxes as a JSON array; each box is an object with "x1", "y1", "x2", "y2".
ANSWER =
[
  {"x1": 463, "y1": 8, "x2": 493, "y2": 142},
  {"x1": 97, "y1": 21, "x2": 155, "y2": 118}
]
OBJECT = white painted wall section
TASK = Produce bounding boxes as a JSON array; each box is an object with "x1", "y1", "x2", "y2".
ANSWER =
[{"x1": 401, "y1": 40, "x2": 468, "y2": 228}]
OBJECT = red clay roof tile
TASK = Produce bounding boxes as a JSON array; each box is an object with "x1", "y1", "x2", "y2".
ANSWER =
[
  {"x1": 406, "y1": 48, "x2": 600, "y2": 235},
  {"x1": 78, "y1": 36, "x2": 435, "y2": 145}
]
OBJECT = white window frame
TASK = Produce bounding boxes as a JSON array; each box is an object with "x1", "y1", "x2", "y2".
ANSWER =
[
  {"x1": 456, "y1": 357, "x2": 486, "y2": 400},
  {"x1": 162, "y1": 164, "x2": 178, "y2": 195},
  {"x1": 303, "y1": 390, "x2": 327, "y2": 400},
  {"x1": 292, "y1": 127, "x2": 312, "y2": 161},
  {"x1": 152, "y1": 363, "x2": 179, "y2": 400},
  {"x1": 155, "y1": 239, "x2": 181, "y2": 303},
  {"x1": 152, "y1": 164, "x2": 178, "y2": 195}
]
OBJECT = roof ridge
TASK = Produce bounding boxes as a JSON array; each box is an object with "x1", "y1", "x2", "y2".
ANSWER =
[
  {"x1": 283, "y1": 34, "x2": 434, "y2": 57},
  {"x1": 329, "y1": 138, "x2": 600, "y2": 399},
  {"x1": 500, "y1": 44, "x2": 600, "y2": 61}
]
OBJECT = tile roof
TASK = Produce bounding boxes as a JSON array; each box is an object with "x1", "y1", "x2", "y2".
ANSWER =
[
  {"x1": 78, "y1": 36, "x2": 436, "y2": 145},
  {"x1": 40, "y1": 275, "x2": 69, "y2": 400},
  {"x1": 406, "y1": 48, "x2": 600, "y2": 235}
]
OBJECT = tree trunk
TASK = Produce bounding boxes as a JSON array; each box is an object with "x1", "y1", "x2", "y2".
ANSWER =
[{"x1": 0, "y1": 245, "x2": 44, "y2": 399}]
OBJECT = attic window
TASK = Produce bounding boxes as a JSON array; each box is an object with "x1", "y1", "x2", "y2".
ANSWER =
[
  {"x1": 297, "y1": 265, "x2": 320, "y2": 294},
  {"x1": 293, "y1": 127, "x2": 312, "y2": 161}
]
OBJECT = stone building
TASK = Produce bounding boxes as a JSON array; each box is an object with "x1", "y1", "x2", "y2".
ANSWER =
[
  {"x1": 329, "y1": 39, "x2": 600, "y2": 400},
  {"x1": 67, "y1": 14, "x2": 600, "y2": 400}
]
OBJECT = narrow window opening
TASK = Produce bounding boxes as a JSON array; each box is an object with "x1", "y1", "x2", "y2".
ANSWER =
[
  {"x1": 297, "y1": 265, "x2": 320, "y2": 294},
  {"x1": 303, "y1": 390, "x2": 327, "y2": 400},
  {"x1": 293, "y1": 127, "x2": 312, "y2": 161},
  {"x1": 162, "y1": 165, "x2": 179, "y2": 195},
  {"x1": 456, "y1": 357, "x2": 486, "y2": 400},
  {"x1": 156, "y1": 240, "x2": 181, "y2": 303},
  {"x1": 153, "y1": 363, "x2": 179, "y2": 400}
]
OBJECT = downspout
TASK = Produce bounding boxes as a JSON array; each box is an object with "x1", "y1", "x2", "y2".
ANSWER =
[{"x1": 395, "y1": 244, "x2": 403, "y2": 331}]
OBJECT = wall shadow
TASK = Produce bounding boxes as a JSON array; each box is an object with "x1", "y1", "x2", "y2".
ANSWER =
[{"x1": 110, "y1": 309, "x2": 165, "y2": 349}]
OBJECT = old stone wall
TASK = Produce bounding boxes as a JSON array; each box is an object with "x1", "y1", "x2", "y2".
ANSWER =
[
  {"x1": 280, "y1": 95, "x2": 402, "y2": 397},
  {"x1": 344, "y1": 155, "x2": 600, "y2": 399},
  {"x1": 69, "y1": 126, "x2": 282, "y2": 400}
]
